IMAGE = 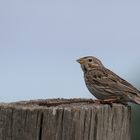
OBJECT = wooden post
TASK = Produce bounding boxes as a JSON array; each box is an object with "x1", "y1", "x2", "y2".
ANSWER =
[{"x1": 0, "y1": 99, "x2": 131, "y2": 140}]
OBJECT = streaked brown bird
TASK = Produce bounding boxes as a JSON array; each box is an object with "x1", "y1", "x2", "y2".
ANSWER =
[{"x1": 77, "y1": 56, "x2": 140, "y2": 104}]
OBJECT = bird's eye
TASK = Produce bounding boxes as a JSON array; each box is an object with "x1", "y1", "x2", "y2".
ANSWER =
[{"x1": 88, "y1": 59, "x2": 92, "y2": 62}]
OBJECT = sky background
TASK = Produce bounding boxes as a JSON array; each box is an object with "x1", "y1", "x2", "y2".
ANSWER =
[{"x1": 0, "y1": 0, "x2": 140, "y2": 102}]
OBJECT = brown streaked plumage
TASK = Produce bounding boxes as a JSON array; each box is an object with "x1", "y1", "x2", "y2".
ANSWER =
[{"x1": 77, "y1": 56, "x2": 140, "y2": 104}]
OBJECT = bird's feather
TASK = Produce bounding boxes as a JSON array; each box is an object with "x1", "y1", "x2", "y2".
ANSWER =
[{"x1": 85, "y1": 67, "x2": 140, "y2": 97}]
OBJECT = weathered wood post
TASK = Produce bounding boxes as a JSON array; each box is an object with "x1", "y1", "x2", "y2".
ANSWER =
[{"x1": 0, "y1": 99, "x2": 131, "y2": 140}]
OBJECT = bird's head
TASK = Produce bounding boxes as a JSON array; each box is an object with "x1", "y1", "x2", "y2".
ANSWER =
[{"x1": 76, "y1": 56, "x2": 104, "y2": 72}]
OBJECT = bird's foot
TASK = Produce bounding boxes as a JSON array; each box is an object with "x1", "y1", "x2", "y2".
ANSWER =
[{"x1": 94, "y1": 98, "x2": 119, "y2": 107}]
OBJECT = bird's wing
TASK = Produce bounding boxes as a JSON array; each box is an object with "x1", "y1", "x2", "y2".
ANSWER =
[{"x1": 88, "y1": 67, "x2": 140, "y2": 96}]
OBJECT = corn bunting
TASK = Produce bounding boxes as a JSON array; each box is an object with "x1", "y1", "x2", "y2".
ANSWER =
[{"x1": 77, "y1": 56, "x2": 140, "y2": 104}]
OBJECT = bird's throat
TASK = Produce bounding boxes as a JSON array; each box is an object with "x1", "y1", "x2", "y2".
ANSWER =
[{"x1": 81, "y1": 64, "x2": 87, "y2": 73}]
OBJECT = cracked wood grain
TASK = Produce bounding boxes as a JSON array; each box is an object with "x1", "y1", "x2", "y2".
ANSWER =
[{"x1": 0, "y1": 99, "x2": 131, "y2": 140}]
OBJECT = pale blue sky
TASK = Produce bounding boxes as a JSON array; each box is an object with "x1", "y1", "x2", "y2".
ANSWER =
[{"x1": 0, "y1": 1, "x2": 140, "y2": 102}]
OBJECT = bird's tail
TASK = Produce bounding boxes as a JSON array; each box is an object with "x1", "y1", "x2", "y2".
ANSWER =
[{"x1": 130, "y1": 95, "x2": 140, "y2": 105}]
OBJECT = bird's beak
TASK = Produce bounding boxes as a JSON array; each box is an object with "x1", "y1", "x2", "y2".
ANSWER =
[{"x1": 76, "y1": 58, "x2": 84, "y2": 64}]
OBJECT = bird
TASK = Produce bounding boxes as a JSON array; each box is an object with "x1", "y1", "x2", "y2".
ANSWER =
[{"x1": 77, "y1": 56, "x2": 140, "y2": 105}]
